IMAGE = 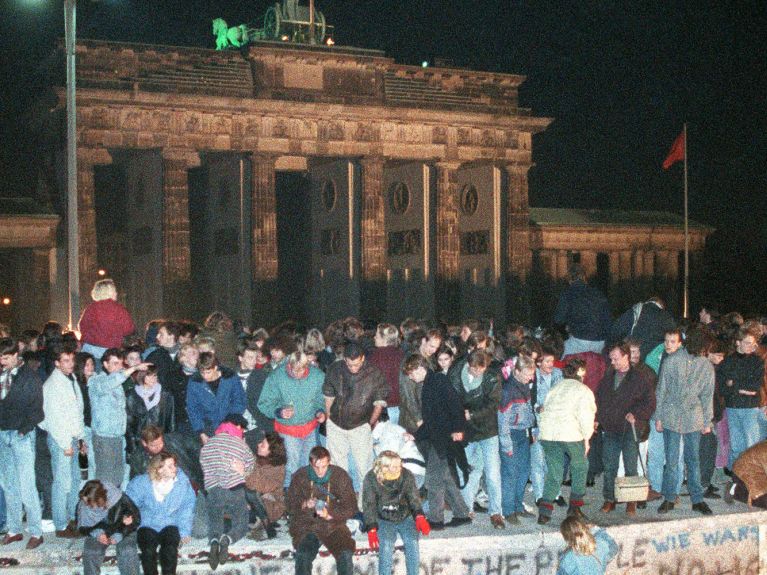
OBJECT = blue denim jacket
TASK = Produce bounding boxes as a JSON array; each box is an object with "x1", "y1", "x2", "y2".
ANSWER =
[{"x1": 88, "y1": 370, "x2": 128, "y2": 437}]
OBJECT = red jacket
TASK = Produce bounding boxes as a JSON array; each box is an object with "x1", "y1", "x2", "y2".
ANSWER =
[{"x1": 78, "y1": 299, "x2": 135, "y2": 348}]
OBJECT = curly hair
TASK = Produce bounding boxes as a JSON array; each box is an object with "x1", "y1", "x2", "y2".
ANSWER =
[{"x1": 259, "y1": 432, "x2": 287, "y2": 466}]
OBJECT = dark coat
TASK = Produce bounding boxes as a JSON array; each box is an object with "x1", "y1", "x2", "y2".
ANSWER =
[
  {"x1": 553, "y1": 280, "x2": 611, "y2": 342},
  {"x1": 448, "y1": 359, "x2": 502, "y2": 442},
  {"x1": 125, "y1": 387, "x2": 176, "y2": 451},
  {"x1": 287, "y1": 465, "x2": 357, "y2": 554},
  {"x1": 719, "y1": 353, "x2": 765, "y2": 409},
  {"x1": 323, "y1": 360, "x2": 388, "y2": 430},
  {"x1": 416, "y1": 370, "x2": 465, "y2": 456},
  {"x1": 77, "y1": 493, "x2": 141, "y2": 540},
  {"x1": 596, "y1": 366, "x2": 656, "y2": 434},
  {"x1": 361, "y1": 467, "x2": 422, "y2": 530},
  {"x1": 0, "y1": 363, "x2": 43, "y2": 435},
  {"x1": 245, "y1": 366, "x2": 274, "y2": 434},
  {"x1": 612, "y1": 302, "x2": 676, "y2": 359}
]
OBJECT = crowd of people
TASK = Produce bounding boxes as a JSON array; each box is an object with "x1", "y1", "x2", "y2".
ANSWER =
[{"x1": 0, "y1": 269, "x2": 765, "y2": 575}]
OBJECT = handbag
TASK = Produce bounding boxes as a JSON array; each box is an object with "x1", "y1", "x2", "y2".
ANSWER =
[{"x1": 614, "y1": 421, "x2": 650, "y2": 503}]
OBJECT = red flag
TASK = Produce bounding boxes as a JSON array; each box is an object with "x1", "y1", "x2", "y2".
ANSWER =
[{"x1": 663, "y1": 130, "x2": 685, "y2": 169}]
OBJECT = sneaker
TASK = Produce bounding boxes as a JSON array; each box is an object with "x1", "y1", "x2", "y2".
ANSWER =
[
  {"x1": 265, "y1": 523, "x2": 278, "y2": 539},
  {"x1": 658, "y1": 501, "x2": 675, "y2": 514},
  {"x1": 490, "y1": 514, "x2": 505, "y2": 529},
  {"x1": 518, "y1": 509, "x2": 535, "y2": 518},
  {"x1": 2, "y1": 533, "x2": 22, "y2": 545},
  {"x1": 208, "y1": 540, "x2": 220, "y2": 571},
  {"x1": 692, "y1": 502, "x2": 713, "y2": 516},
  {"x1": 219, "y1": 535, "x2": 230, "y2": 565},
  {"x1": 724, "y1": 481, "x2": 735, "y2": 505},
  {"x1": 505, "y1": 513, "x2": 520, "y2": 525},
  {"x1": 537, "y1": 514, "x2": 550, "y2": 525},
  {"x1": 646, "y1": 489, "x2": 662, "y2": 501},
  {"x1": 554, "y1": 496, "x2": 568, "y2": 508}
]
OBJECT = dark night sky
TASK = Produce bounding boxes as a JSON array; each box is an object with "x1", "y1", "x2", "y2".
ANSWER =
[{"x1": 1, "y1": 1, "x2": 765, "y2": 313}]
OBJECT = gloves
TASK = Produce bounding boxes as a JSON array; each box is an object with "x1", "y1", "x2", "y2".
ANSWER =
[
  {"x1": 415, "y1": 514, "x2": 431, "y2": 536},
  {"x1": 367, "y1": 528, "x2": 379, "y2": 550}
]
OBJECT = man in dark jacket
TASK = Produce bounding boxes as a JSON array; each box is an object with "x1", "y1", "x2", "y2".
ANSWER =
[
  {"x1": 410, "y1": 355, "x2": 471, "y2": 530},
  {"x1": 596, "y1": 343, "x2": 656, "y2": 516},
  {"x1": 0, "y1": 337, "x2": 45, "y2": 548},
  {"x1": 287, "y1": 446, "x2": 357, "y2": 575},
  {"x1": 323, "y1": 342, "x2": 388, "y2": 496},
  {"x1": 235, "y1": 338, "x2": 274, "y2": 453},
  {"x1": 611, "y1": 297, "x2": 676, "y2": 360},
  {"x1": 449, "y1": 349, "x2": 505, "y2": 529},
  {"x1": 554, "y1": 264, "x2": 611, "y2": 357},
  {"x1": 145, "y1": 321, "x2": 188, "y2": 431}
]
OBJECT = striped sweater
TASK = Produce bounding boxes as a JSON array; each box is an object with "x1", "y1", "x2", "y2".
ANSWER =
[{"x1": 200, "y1": 433, "x2": 255, "y2": 490}]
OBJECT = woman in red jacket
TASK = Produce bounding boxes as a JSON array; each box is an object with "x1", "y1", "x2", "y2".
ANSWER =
[{"x1": 78, "y1": 279, "x2": 135, "y2": 366}]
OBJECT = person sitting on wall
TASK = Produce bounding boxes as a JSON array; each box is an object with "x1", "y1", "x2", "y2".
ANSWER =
[{"x1": 725, "y1": 440, "x2": 767, "y2": 508}]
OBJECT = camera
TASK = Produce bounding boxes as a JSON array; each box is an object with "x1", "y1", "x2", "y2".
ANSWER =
[{"x1": 314, "y1": 500, "x2": 326, "y2": 514}]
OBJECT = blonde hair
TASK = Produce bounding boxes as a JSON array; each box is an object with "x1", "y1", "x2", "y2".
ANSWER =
[
  {"x1": 560, "y1": 516, "x2": 596, "y2": 556},
  {"x1": 287, "y1": 348, "x2": 309, "y2": 371},
  {"x1": 514, "y1": 353, "x2": 536, "y2": 374},
  {"x1": 91, "y1": 279, "x2": 117, "y2": 302},
  {"x1": 147, "y1": 451, "x2": 176, "y2": 482},
  {"x1": 376, "y1": 323, "x2": 400, "y2": 346},
  {"x1": 373, "y1": 450, "x2": 402, "y2": 484},
  {"x1": 304, "y1": 329, "x2": 326, "y2": 356}
]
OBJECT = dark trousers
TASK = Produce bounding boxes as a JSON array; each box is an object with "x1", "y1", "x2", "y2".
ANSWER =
[
  {"x1": 137, "y1": 526, "x2": 180, "y2": 575},
  {"x1": 245, "y1": 489, "x2": 268, "y2": 525},
  {"x1": 602, "y1": 430, "x2": 638, "y2": 502},
  {"x1": 587, "y1": 429, "x2": 603, "y2": 480},
  {"x1": 699, "y1": 431, "x2": 718, "y2": 487},
  {"x1": 295, "y1": 533, "x2": 353, "y2": 575},
  {"x1": 207, "y1": 486, "x2": 249, "y2": 544}
]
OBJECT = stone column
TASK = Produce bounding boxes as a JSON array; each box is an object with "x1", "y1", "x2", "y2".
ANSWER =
[
  {"x1": 643, "y1": 251, "x2": 655, "y2": 279},
  {"x1": 30, "y1": 248, "x2": 52, "y2": 330},
  {"x1": 359, "y1": 157, "x2": 386, "y2": 320},
  {"x1": 556, "y1": 251, "x2": 570, "y2": 280},
  {"x1": 77, "y1": 148, "x2": 112, "y2": 312},
  {"x1": 580, "y1": 250, "x2": 597, "y2": 280},
  {"x1": 162, "y1": 149, "x2": 198, "y2": 317},
  {"x1": 251, "y1": 153, "x2": 279, "y2": 326},
  {"x1": 435, "y1": 162, "x2": 461, "y2": 323},
  {"x1": 504, "y1": 163, "x2": 532, "y2": 322},
  {"x1": 619, "y1": 250, "x2": 632, "y2": 282}
]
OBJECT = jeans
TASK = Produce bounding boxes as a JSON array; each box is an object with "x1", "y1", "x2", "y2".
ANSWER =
[
  {"x1": 378, "y1": 517, "x2": 419, "y2": 575},
  {"x1": 563, "y1": 337, "x2": 604, "y2": 357},
  {"x1": 529, "y1": 439, "x2": 546, "y2": 502},
  {"x1": 92, "y1": 434, "x2": 125, "y2": 489},
  {"x1": 460, "y1": 436, "x2": 502, "y2": 515},
  {"x1": 47, "y1": 435, "x2": 81, "y2": 531},
  {"x1": 0, "y1": 430, "x2": 42, "y2": 536},
  {"x1": 500, "y1": 429, "x2": 530, "y2": 515},
  {"x1": 662, "y1": 429, "x2": 703, "y2": 504},
  {"x1": 387, "y1": 407, "x2": 400, "y2": 427},
  {"x1": 83, "y1": 532, "x2": 139, "y2": 575},
  {"x1": 280, "y1": 431, "x2": 318, "y2": 488},
  {"x1": 539, "y1": 440, "x2": 587, "y2": 517},
  {"x1": 207, "y1": 486, "x2": 249, "y2": 544},
  {"x1": 647, "y1": 420, "x2": 683, "y2": 493},
  {"x1": 602, "y1": 430, "x2": 638, "y2": 502},
  {"x1": 137, "y1": 526, "x2": 180, "y2": 575},
  {"x1": 727, "y1": 407, "x2": 761, "y2": 468}
]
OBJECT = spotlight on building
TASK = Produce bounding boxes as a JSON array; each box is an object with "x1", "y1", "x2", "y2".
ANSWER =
[
  {"x1": 281, "y1": 34, "x2": 289, "y2": 41},
  {"x1": 97, "y1": 269, "x2": 107, "y2": 277},
  {"x1": 421, "y1": 60, "x2": 429, "y2": 68},
  {"x1": 1, "y1": 298, "x2": 10, "y2": 306},
  {"x1": 326, "y1": 37, "x2": 335, "y2": 46}
]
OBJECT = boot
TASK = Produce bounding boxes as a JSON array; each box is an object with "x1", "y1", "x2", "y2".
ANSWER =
[{"x1": 626, "y1": 502, "x2": 637, "y2": 516}]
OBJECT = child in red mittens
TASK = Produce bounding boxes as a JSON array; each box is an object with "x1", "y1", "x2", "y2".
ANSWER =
[{"x1": 362, "y1": 451, "x2": 430, "y2": 575}]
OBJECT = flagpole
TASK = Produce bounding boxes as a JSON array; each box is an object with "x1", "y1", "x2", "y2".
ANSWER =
[{"x1": 683, "y1": 123, "x2": 689, "y2": 319}]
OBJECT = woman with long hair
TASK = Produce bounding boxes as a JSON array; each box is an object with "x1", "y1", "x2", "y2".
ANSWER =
[
  {"x1": 245, "y1": 432, "x2": 287, "y2": 539},
  {"x1": 556, "y1": 516, "x2": 618, "y2": 575}
]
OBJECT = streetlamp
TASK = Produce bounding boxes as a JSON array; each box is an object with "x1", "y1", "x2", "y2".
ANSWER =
[{"x1": 64, "y1": 0, "x2": 79, "y2": 330}]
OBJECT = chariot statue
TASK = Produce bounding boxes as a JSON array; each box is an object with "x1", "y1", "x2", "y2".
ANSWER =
[{"x1": 213, "y1": 0, "x2": 333, "y2": 50}]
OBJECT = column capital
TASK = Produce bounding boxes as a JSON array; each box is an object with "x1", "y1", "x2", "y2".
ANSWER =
[
  {"x1": 77, "y1": 147, "x2": 112, "y2": 166},
  {"x1": 434, "y1": 160, "x2": 462, "y2": 172},
  {"x1": 161, "y1": 148, "x2": 200, "y2": 167}
]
